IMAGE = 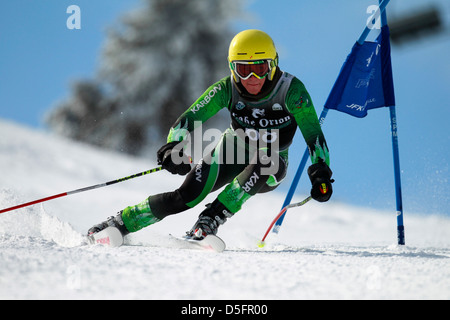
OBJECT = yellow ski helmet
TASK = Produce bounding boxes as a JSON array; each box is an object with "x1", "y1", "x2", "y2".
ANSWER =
[{"x1": 228, "y1": 29, "x2": 279, "y2": 82}]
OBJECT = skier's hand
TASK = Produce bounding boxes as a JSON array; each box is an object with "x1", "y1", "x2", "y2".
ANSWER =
[
  {"x1": 307, "y1": 161, "x2": 334, "y2": 202},
  {"x1": 157, "y1": 141, "x2": 192, "y2": 175}
]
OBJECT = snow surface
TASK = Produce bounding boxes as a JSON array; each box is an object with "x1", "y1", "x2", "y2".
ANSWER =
[{"x1": 0, "y1": 118, "x2": 449, "y2": 300}]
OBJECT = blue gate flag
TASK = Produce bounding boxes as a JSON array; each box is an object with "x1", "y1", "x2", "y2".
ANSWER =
[{"x1": 324, "y1": 25, "x2": 395, "y2": 118}]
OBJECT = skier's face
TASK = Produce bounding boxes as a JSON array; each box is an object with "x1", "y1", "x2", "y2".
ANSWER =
[{"x1": 241, "y1": 76, "x2": 266, "y2": 95}]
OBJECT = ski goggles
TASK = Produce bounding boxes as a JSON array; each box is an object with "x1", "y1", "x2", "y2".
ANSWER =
[{"x1": 231, "y1": 60, "x2": 273, "y2": 80}]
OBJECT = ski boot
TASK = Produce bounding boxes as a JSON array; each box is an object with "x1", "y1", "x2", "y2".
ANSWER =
[
  {"x1": 87, "y1": 211, "x2": 130, "y2": 238},
  {"x1": 186, "y1": 199, "x2": 233, "y2": 240}
]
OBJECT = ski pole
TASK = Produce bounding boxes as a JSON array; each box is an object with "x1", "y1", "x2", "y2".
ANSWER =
[
  {"x1": 257, "y1": 196, "x2": 312, "y2": 248},
  {"x1": 0, "y1": 166, "x2": 163, "y2": 214}
]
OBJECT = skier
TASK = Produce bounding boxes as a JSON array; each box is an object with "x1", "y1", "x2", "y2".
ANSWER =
[{"x1": 88, "y1": 29, "x2": 333, "y2": 242}]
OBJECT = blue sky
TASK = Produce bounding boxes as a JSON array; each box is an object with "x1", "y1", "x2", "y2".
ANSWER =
[{"x1": 1, "y1": 0, "x2": 449, "y2": 217}]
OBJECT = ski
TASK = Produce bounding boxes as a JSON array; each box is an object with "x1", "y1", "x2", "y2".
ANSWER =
[
  {"x1": 169, "y1": 234, "x2": 226, "y2": 253},
  {"x1": 87, "y1": 227, "x2": 225, "y2": 252},
  {"x1": 87, "y1": 226, "x2": 124, "y2": 247}
]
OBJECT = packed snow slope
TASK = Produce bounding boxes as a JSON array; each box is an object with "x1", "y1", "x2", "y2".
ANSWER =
[{"x1": 0, "y1": 119, "x2": 449, "y2": 300}]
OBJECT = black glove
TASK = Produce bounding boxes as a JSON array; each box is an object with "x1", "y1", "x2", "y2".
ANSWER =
[
  {"x1": 307, "y1": 161, "x2": 334, "y2": 202},
  {"x1": 157, "y1": 141, "x2": 192, "y2": 175}
]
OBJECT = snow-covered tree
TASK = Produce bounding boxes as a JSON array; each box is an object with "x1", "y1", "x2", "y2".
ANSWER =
[{"x1": 46, "y1": 0, "x2": 241, "y2": 155}]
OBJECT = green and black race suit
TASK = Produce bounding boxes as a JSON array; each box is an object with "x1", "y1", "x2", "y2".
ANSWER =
[
  {"x1": 168, "y1": 71, "x2": 329, "y2": 163},
  {"x1": 121, "y1": 70, "x2": 330, "y2": 232}
]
